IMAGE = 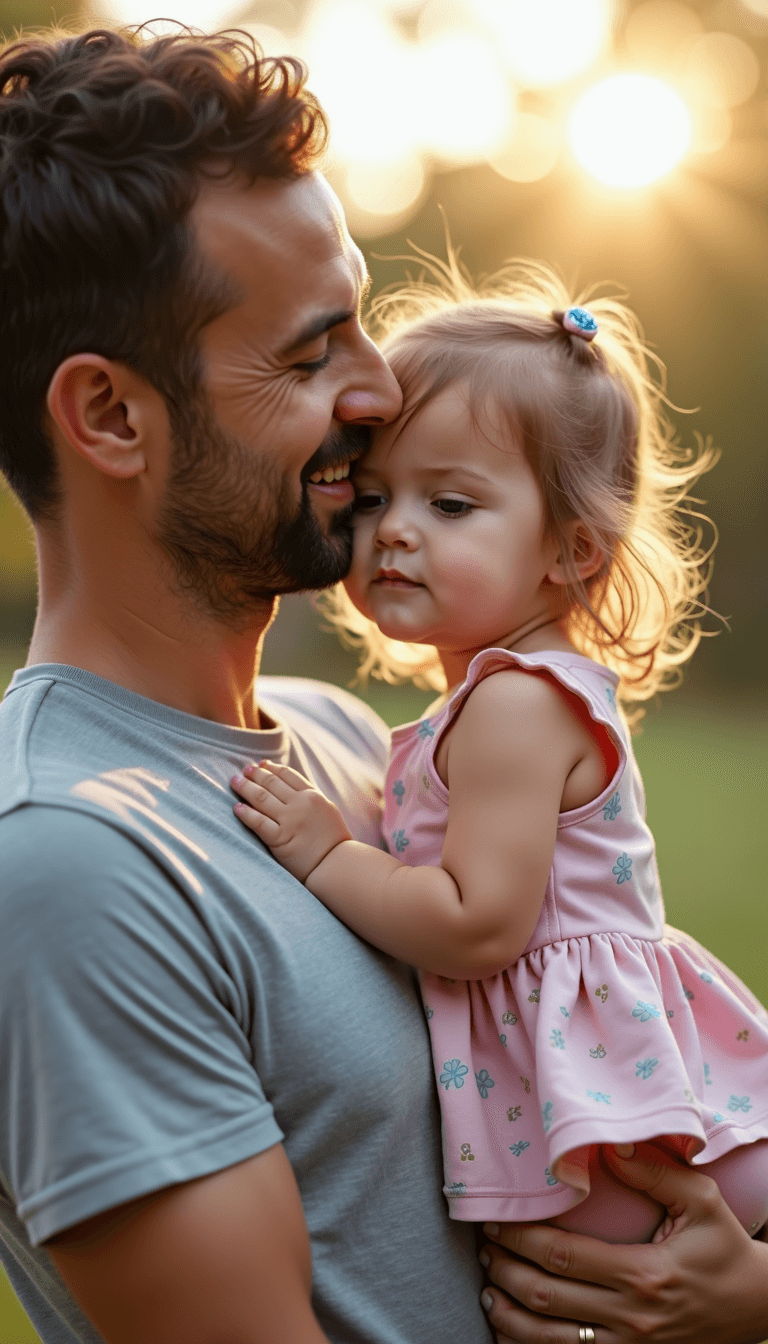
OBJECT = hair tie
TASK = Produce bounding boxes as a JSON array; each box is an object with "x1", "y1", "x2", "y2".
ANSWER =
[{"x1": 562, "y1": 306, "x2": 598, "y2": 341}]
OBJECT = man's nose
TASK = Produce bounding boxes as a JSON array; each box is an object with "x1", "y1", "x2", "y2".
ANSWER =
[{"x1": 335, "y1": 340, "x2": 403, "y2": 425}]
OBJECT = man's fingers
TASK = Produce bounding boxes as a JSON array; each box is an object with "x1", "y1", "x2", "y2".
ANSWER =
[
  {"x1": 482, "y1": 1241, "x2": 623, "y2": 1330},
  {"x1": 485, "y1": 1220, "x2": 632, "y2": 1293},
  {"x1": 601, "y1": 1143, "x2": 723, "y2": 1226},
  {"x1": 480, "y1": 1284, "x2": 619, "y2": 1344}
]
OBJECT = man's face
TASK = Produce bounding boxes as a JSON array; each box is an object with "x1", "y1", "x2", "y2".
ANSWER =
[{"x1": 157, "y1": 172, "x2": 402, "y2": 623}]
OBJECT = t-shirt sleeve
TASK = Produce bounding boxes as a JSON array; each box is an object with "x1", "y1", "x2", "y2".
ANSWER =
[{"x1": 0, "y1": 805, "x2": 283, "y2": 1246}]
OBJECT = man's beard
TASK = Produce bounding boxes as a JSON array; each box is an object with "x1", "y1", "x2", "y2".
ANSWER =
[{"x1": 156, "y1": 390, "x2": 368, "y2": 627}]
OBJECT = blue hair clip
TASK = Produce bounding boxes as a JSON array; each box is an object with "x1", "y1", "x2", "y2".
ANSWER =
[{"x1": 562, "y1": 306, "x2": 598, "y2": 341}]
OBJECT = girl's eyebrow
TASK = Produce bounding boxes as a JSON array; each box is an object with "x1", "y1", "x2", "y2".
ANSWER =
[{"x1": 415, "y1": 464, "x2": 491, "y2": 485}]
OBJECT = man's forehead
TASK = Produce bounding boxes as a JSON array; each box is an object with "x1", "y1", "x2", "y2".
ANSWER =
[{"x1": 192, "y1": 171, "x2": 365, "y2": 287}]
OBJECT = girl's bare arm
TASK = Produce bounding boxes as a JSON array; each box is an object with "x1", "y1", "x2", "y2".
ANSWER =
[{"x1": 232, "y1": 672, "x2": 595, "y2": 979}]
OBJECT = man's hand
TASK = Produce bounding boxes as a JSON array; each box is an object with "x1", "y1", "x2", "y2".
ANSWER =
[
  {"x1": 479, "y1": 1143, "x2": 768, "y2": 1344},
  {"x1": 47, "y1": 1144, "x2": 332, "y2": 1344},
  {"x1": 231, "y1": 761, "x2": 352, "y2": 883}
]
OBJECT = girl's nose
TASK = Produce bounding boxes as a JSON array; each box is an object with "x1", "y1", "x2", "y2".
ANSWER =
[{"x1": 374, "y1": 505, "x2": 418, "y2": 551}]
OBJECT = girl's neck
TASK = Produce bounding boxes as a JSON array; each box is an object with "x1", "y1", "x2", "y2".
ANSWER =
[{"x1": 437, "y1": 616, "x2": 577, "y2": 699}]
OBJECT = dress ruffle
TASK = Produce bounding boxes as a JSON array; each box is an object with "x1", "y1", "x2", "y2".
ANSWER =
[{"x1": 423, "y1": 927, "x2": 768, "y2": 1220}]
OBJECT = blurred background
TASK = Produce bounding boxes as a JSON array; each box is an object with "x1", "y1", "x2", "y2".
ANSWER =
[{"x1": 1, "y1": 0, "x2": 766, "y2": 1337}]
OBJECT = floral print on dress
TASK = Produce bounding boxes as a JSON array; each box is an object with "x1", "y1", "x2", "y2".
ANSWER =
[
  {"x1": 417, "y1": 719, "x2": 435, "y2": 739},
  {"x1": 528, "y1": 988, "x2": 541, "y2": 1003},
  {"x1": 424, "y1": 1005, "x2": 434, "y2": 1020},
  {"x1": 475, "y1": 1069, "x2": 495, "y2": 1098},
  {"x1": 507, "y1": 1106, "x2": 522, "y2": 1122},
  {"x1": 587, "y1": 1090, "x2": 611, "y2": 1103},
  {"x1": 542, "y1": 1101, "x2": 554, "y2": 1133},
  {"x1": 595, "y1": 984, "x2": 609, "y2": 1002},
  {"x1": 737, "y1": 1029, "x2": 750, "y2": 1042},
  {"x1": 502, "y1": 1011, "x2": 517, "y2": 1026},
  {"x1": 447, "y1": 1181, "x2": 467, "y2": 1196},
  {"x1": 613, "y1": 853, "x2": 633, "y2": 884},
  {"x1": 391, "y1": 779, "x2": 405, "y2": 806},
  {"x1": 550, "y1": 1029, "x2": 565, "y2": 1050},
  {"x1": 545, "y1": 1167, "x2": 558, "y2": 1186},
  {"x1": 509, "y1": 1141, "x2": 530, "y2": 1157},
  {"x1": 603, "y1": 792, "x2": 621, "y2": 821},
  {"x1": 700, "y1": 972, "x2": 713, "y2": 984},
  {"x1": 590, "y1": 1044, "x2": 607, "y2": 1058},
  {"x1": 605, "y1": 685, "x2": 617, "y2": 709},
  {"x1": 460, "y1": 1143, "x2": 475, "y2": 1162},
  {"x1": 632, "y1": 1001, "x2": 661, "y2": 1022},
  {"x1": 560, "y1": 1007, "x2": 570, "y2": 1018},
  {"x1": 636, "y1": 1058, "x2": 659, "y2": 1079},
  {"x1": 727, "y1": 1095, "x2": 752, "y2": 1113},
  {"x1": 392, "y1": 829, "x2": 409, "y2": 853},
  {"x1": 439, "y1": 1059, "x2": 469, "y2": 1090}
]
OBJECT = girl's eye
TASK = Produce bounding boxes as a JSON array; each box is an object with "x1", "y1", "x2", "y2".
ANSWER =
[
  {"x1": 433, "y1": 498, "x2": 473, "y2": 517},
  {"x1": 353, "y1": 492, "x2": 388, "y2": 512},
  {"x1": 294, "y1": 352, "x2": 332, "y2": 375}
]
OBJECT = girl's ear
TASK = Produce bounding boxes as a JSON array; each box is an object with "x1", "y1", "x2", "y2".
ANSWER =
[{"x1": 546, "y1": 524, "x2": 605, "y2": 586}]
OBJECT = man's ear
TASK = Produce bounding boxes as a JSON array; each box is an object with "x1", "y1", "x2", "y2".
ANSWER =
[
  {"x1": 546, "y1": 523, "x2": 605, "y2": 587},
  {"x1": 46, "y1": 356, "x2": 159, "y2": 480}
]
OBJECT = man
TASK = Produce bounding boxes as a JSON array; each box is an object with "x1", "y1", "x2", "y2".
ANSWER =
[
  {"x1": 1, "y1": 24, "x2": 766, "y2": 1344},
  {"x1": 0, "y1": 25, "x2": 488, "y2": 1342}
]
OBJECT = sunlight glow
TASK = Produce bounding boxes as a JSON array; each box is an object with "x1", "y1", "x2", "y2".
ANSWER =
[
  {"x1": 570, "y1": 74, "x2": 691, "y2": 187},
  {"x1": 624, "y1": 1, "x2": 703, "y2": 71},
  {"x1": 301, "y1": 2, "x2": 415, "y2": 164},
  {"x1": 96, "y1": 0, "x2": 241, "y2": 28},
  {"x1": 412, "y1": 32, "x2": 513, "y2": 163},
  {"x1": 684, "y1": 32, "x2": 761, "y2": 109},
  {"x1": 471, "y1": 0, "x2": 611, "y2": 87},
  {"x1": 489, "y1": 113, "x2": 560, "y2": 182}
]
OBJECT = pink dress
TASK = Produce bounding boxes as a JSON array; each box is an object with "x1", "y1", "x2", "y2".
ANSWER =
[{"x1": 382, "y1": 648, "x2": 768, "y2": 1224}]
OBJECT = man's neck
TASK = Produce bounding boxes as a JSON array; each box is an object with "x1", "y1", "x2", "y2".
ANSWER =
[{"x1": 27, "y1": 555, "x2": 278, "y2": 731}]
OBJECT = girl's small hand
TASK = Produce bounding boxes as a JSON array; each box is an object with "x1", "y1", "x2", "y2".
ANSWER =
[{"x1": 231, "y1": 761, "x2": 352, "y2": 884}]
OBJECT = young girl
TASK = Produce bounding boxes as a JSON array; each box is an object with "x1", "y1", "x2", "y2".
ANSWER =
[{"x1": 231, "y1": 263, "x2": 768, "y2": 1243}]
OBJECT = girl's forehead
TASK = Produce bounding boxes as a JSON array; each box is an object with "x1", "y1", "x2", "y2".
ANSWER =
[{"x1": 363, "y1": 382, "x2": 522, "y2": 475}]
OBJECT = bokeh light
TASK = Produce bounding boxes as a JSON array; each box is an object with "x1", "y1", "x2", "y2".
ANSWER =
[
  {"x1": 411, "y1": 31, "x2": 513, "y2": 164},
  {"x1": 489, "y1": 113, "x2": 560, "y2": 182},
  {"x1": 570, "y1": 73, "x2": 691, "y2": 187},
  {"x1": 471, "y1": 0, "x2": 612, "y2": 87},
  {"x1": 624, "y1": 1, "x2": 703, "y2": 70},
  {"x1": 683, "y1": 32, "x2": 761, "y2": 109},
  {"x1": 301, "y1": 2, "x2": 415, "y2": 164},
  {"x1": 344, "y1": 156, "x2": 426, "y2": 221}
]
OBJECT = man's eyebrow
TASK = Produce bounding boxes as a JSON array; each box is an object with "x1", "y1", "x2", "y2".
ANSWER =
[
  {"x1": 278, "y1": 273, "x2": 372, "y2": 359},
  {"x1": 278, "y1": 309, "x2": 357, "y2": 358}
]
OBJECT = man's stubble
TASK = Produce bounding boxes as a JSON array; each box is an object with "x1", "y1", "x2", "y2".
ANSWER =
[{"x1": 157, "y1": 390, "x2": 368, "y2": 627}]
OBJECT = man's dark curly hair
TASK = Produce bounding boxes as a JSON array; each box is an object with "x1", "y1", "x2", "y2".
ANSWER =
[{"x1": 0, "y1": 25, "x2": 328, "y2": 519}]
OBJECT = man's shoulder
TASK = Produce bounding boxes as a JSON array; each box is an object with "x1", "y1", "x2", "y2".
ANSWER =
[{"x1": 258, "y1": 676, "x2": 390, "y2": 765}]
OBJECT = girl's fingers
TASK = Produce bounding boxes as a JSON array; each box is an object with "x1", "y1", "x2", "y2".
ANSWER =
[
  {"x1": 232, "y1": 802, "x2": 282, "y2": 845},
  {"x1": 243, "y1": 761, "x2": 314, "y2": 801},
  {"x1": 231, "y1": 775, "x2": 285, "y2": 821}
]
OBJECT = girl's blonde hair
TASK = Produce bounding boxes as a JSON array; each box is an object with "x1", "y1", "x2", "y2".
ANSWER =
[{"x1": 323, "y1": 254, "x2": 717, "y2": 716}]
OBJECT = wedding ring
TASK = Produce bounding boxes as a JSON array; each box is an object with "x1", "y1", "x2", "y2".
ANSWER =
[{"x1": 579, "y1": 1330, "x2": 596, "y2": 1343}]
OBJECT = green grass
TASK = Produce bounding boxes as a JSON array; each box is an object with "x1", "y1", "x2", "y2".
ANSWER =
[{"x1": 1, "y1": 656, "x2": 766, "y2": 1339}]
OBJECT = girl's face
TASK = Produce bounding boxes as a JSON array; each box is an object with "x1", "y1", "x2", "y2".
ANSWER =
[{"x1": 345, "y1": 382, "x2": 565, "y2": 664}]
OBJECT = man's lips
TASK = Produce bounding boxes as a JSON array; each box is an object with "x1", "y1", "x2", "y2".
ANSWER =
[{"x1": 374, "y1": 569, "x2": 423, "y2": 588}]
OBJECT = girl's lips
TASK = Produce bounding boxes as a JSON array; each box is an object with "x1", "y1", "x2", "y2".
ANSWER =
[{"x1": 374, "y1": 571, "x2": 423, "y2": 588}]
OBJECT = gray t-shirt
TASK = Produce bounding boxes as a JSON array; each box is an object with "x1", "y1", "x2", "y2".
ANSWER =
[{"x1": 0, "y1": 664, "x2": 489, "y2": 1343}]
